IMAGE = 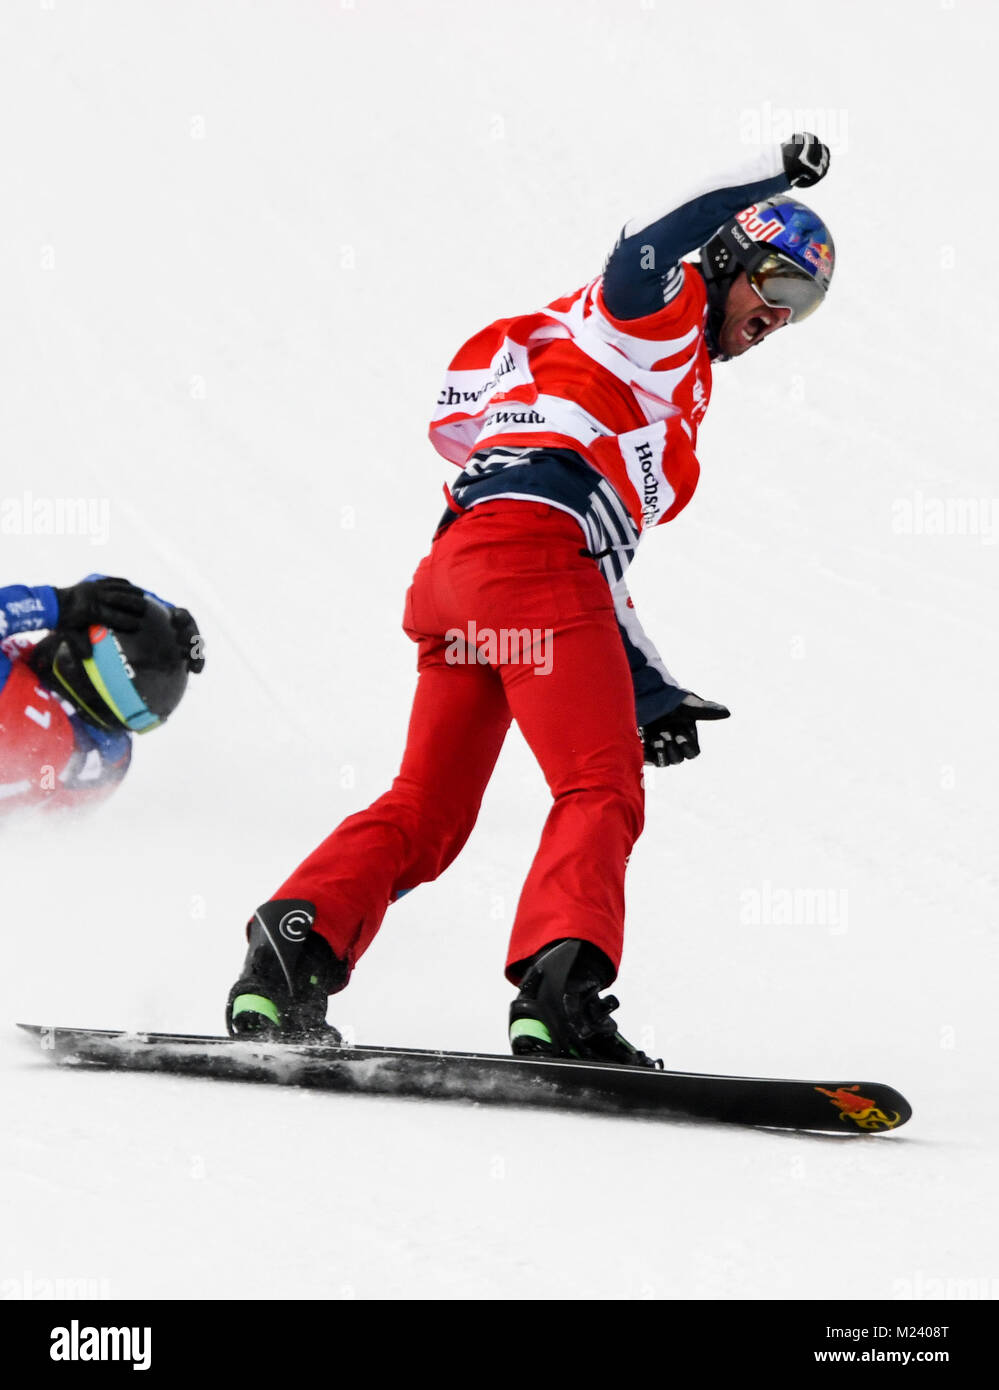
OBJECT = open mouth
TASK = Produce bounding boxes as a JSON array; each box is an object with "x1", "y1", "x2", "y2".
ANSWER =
[{"x1": 742, "y1": 314, "x2": 770, "y2": 345}]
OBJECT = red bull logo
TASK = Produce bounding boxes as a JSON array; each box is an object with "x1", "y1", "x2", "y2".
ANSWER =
[
  {"x1": 816, "y1": 1085, "x2": 902, "y2": 1132},
  {"x1": 804, "y1": 240, "x2": 833, "y2": 276},
  {"x1": 735, "y1": 203, "x2": 783, "y2": 244}
]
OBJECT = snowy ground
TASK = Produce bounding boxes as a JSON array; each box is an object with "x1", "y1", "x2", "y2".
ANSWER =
[{"x1": 2, "y1": 0, "x2": 997, "y2": 1300}]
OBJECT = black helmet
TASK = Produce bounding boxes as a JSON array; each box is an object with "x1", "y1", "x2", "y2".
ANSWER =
[{"x1": 31, "y1": 597, "x2": 189, "y2": 733}]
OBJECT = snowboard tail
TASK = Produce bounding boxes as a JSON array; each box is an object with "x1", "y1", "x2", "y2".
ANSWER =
[{"x1": 17, "y1": 1025, "x2": 912, "y2": 1133}]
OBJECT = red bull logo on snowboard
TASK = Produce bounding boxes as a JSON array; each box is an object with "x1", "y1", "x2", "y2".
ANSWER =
[{"x1": 816, "y1": 1084, "x2": 902, "y2": 1132}]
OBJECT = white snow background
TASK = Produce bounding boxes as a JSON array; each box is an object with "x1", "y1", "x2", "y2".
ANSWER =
[{"x1": 1, "y1": 0, "x2": 996, "y2": 1301}]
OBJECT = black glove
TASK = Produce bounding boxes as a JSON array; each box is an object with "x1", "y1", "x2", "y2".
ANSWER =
[
  {"x1": 54, "y1": 576, "x2": 147, "y2": 632},
  {"x1": 170, "y1": 607, "x2": 205, "y2": 674},
  {"x1": 781, "y1": 131, "x2": 830, "y2": 188},
  {"x1": 640, "y1": 693, "x2": 730, "y2": 767}
]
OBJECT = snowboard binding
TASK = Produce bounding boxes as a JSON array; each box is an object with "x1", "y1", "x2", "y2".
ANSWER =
[
  {"x1": 509, "y1": 939, "x2": 662, "y2": 1069},
  {"x1": 226, "y1": 899, "x2": 347, "y2": 1043}
]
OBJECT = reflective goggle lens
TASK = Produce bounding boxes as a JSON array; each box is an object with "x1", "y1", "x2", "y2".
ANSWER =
[{"x1": 749, "y1": 255, "x2": 825, "y2": 323}]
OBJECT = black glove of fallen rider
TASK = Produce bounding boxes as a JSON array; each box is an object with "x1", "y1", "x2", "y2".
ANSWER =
[{"x1": 54, "y1": 576, "x2": 147, "y2": 633}]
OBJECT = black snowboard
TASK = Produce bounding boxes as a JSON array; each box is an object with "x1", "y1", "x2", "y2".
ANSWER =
[{"x1": 18, "y1": 1024, "x2": 912, "y2": 1133}]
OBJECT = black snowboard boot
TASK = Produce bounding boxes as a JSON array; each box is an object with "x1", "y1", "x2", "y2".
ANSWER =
[
  {"x1": 509, "y1": 938, "x2": 661, "y2": 1069},
  {"x1": 225, "y1": 899, "x2": 348, "y2": 1043}
]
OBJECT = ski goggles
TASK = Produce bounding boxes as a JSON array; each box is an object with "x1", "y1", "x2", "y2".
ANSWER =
[
  {"x1": 52, "y1": 629, "x2": 162, "y2": 733},
  {"x1": 749, "y1": 254, "x2": 825, "y2": 323},
  {"x1": 83, "y1": 628, "x2": 162, "y2": 732}
]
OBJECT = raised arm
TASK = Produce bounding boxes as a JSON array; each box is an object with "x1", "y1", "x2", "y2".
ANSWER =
[{"x1": 601, "y1": 135, "x2": 829, "y2": 319}]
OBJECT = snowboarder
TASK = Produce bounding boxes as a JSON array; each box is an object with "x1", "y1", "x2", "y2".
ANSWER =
[
  {"x1": 227, "y1": 133, "x2": 833, "y2": 1064},
  {"x1": 0, "y1": 576, "x2": 204, "y2": 814}
]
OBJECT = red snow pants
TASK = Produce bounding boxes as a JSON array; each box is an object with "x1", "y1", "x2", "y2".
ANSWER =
[{"x1": 274, "y1": 500, "x2": 645, "y2": 983}]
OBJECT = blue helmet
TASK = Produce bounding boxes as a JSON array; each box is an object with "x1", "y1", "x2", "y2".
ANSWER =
[{"x1": 700, "y1": 195, "x2": 834, "y2": 345}]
